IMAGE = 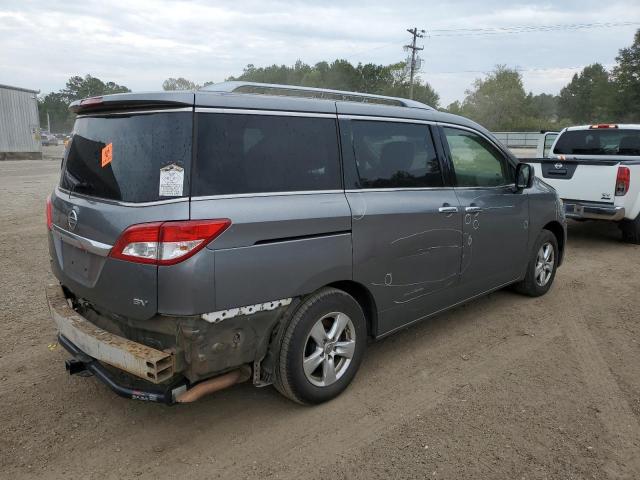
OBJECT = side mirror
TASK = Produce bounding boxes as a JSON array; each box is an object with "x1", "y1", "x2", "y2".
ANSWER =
[{"x1": 515, "y1": 163, "x2": 534, "y2": 191}]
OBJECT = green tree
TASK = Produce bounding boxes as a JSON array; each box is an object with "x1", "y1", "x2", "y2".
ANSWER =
[
  {"x1": 38, "y1": 92, "x2": 74, "y2": 133},
  {"x1": 227, "y1": 58, "x2": 440, "y2": 108},
  {"x1": 162, "y1": 77, "x2": 201, "y2": 90},
  {"x1": 455, "y1": 66, "x2": 535, "y2": 130},
  {"x1": 62, "y1": 74, "x2": 130, "y2": 102},
  {"x1": 611, "y1": 29, "x2": 640, "y2": 122},
  {"x1": 558, "y1": 64, "x2": 615, "y2": 123},
  {"x1": 38, "y1": 75, "x2": 130, "y2": 133}
]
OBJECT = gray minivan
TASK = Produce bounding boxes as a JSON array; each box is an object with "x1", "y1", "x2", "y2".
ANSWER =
[{"x1": 46, "y1": 82, "x2": 566, "y2": 405}]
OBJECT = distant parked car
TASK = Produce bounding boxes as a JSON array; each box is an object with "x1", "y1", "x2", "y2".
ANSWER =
[{"x1": 41, "y1": 132, "x2": 59, "y2": 146}]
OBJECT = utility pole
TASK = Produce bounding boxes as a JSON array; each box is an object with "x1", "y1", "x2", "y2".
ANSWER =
[{"x1": 404, "y1": 27, "x2": 425, "y2": 99}]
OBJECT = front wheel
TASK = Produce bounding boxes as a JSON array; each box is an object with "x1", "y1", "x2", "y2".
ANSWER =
[
  {"x1": 513, "y1": 230, "x2": 559, "y2": 297},
  {"x1": 273, "y1": 288, "x2": 367, "y2": 404}
]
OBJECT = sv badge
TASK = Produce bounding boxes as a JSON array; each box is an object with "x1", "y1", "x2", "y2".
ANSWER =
[{"x1": 133, "y1": 298, "x2": 148, "y2": 307}]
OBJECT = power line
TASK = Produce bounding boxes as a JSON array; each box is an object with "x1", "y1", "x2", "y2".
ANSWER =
[
  {"x1": 416, "y1": 64, "x2": 615, "y2": 76},
  {"x1": 343, "y1": 21, "x2": 638, "y2": 63},
  {"x1": 428, "y1": 21, "x2": 640, "y2": 37},
  {"x1": 404, "y1": 27, "x2": 425, "y2": 99}
]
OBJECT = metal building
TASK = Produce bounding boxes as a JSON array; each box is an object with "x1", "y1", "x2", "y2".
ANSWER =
[{"x1": 0, "y1": 84, "x2": 41, "y2": 160}]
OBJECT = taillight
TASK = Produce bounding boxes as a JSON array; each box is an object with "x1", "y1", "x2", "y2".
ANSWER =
[
  {"x1": 616, "y1": 166, "x2": 630, "y2": 196},
  {"x1": 590, "y1": 124, "x2": 618, "y2": 129},
  {"x1": 109, "y1": 219, "x2": 231, "y2": 265},
  {"x1": 46, "y1": 195, "x2": 53, "y2": 230},
  {"x1": 80, "y1": 96, "x2": 103, "y2": 106}
]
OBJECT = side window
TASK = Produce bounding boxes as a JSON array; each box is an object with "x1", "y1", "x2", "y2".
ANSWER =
[
  {"x1": 351, "y1": 120, "x2": 443, "y2": 189},
  {"x1": 443, "y1": 127, "x2": 512, "y2": 187},
  {"x1": 194, "y1": 114, "x2": 341, "y2": 195}
]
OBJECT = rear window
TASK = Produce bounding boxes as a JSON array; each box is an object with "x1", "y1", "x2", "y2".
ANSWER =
[
  {"x1": 194, "y1": 113, "x2": 341, "y2": 195},
  {"x1": 553, "y1": 129, "x2": 640, "y2": 156},
  {"x1": 61, "y1": 112, "x2": 192, "y2": 202}
]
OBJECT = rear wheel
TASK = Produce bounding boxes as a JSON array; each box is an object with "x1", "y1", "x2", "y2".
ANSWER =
[
  {"x1": 273, "y1": 288, "x2": 367, "y2": 404},
  {"x1": 620, "y1": 214, "x2": 640, "y2": 244},
  {"x1": 513, "y1": 229, "x2": 559, "y2": 297}
]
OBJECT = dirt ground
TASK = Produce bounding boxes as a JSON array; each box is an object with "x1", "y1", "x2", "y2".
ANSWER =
[{"x1": 1, "y1": 157, "x2": 639, "y2": 480}]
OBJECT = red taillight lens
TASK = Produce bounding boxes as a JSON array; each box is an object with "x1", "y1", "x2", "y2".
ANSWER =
[
  {"x1": 616, "y1": 166, "x2": 631, "y2": 196},
  {"x1": 80, "y1": 96, "x2": 103, "y2": 106},
  {"x1": 590, "y1": 124, "x2": 618, "y2": 129},
  {"x1": 109, "y1": 219, "x2": 231, "y2": 265},
  {"x1": 46, "y1": 195, "x2": 53, "y2": 230}
]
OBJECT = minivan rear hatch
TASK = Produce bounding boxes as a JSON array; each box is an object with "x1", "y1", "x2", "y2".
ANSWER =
[{"x1": 49, "y1": 102, "x2": 193, "y2": 320}]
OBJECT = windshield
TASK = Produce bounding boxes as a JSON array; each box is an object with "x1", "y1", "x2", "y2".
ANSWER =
[
  {"x1": 553, "y1": 129, "x2": 640, "y2": 156},
  {"x1": 60, "y1": 111, "x2": 192, "y2": 202}
]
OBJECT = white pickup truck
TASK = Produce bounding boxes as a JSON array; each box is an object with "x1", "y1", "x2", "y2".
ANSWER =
[{"x1": 524, "y1": 124, "x2": 640, "y2": 243}]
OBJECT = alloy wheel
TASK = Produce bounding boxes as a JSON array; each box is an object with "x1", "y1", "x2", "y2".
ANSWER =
[
  {"x1": 302, "y1": 312, "x2": 356, "y2": 387},
  {"x1": 535, "y1": 242, "x2": 555, "y2": 287}
]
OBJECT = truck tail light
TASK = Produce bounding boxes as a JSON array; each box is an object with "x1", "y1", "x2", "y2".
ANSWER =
[
  {"x1": 615, "y1": 166, "x2": 630, "y2": 196},
  {"x1": 46, "y1": 195, "x2": 53, "y2": 230},
  {"x1": 110, "y1": 219, "x2": 231, "y2": 265}
]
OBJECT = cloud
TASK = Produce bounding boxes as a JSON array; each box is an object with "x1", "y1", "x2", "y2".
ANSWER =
[{"x1": 0, "y1": 0, "x2": 638, "y2": 104}]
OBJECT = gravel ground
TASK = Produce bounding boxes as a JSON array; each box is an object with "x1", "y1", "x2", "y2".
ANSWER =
[{"x1": 1, "y1": 158, "x2": 639, "y2": 479}]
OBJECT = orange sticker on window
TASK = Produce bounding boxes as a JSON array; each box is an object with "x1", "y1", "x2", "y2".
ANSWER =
[{"x1": 101, "y1": 143, "x2": 113, "y2": 167}]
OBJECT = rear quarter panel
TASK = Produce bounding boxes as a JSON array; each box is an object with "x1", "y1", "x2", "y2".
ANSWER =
[{"x1": 189, "y1": 192, "x2": 353, "y2": 311}]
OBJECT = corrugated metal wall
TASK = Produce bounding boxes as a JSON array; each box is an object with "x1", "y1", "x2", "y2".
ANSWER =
[{"x1": 0, "y1": 85, "x2": 41, "y2": 153}]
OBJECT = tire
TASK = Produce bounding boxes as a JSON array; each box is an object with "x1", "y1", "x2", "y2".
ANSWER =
[
  {"x1": 620, "y1": 214, "x2": 640, "y2": 244},
  {"x1": 273, "y1": 287, "x2": 367, "y2": 405},
  {"x1": 513, "y1": 229, "x2": 559, "y2": 297}
]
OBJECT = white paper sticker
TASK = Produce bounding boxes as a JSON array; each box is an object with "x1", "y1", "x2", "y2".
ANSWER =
[{"x1": 159, "y1": 164, "x2": 184, "y2": 197}]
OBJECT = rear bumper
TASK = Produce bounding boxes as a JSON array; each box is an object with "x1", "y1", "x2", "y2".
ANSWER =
[
  {"x1": 564, "y1": 201, "x2": 625, "y2": 221},
  {"x1": 58, "y1": 334, "x2": 187, "y2": 404},
  {"x1": 46, "y1": 284, "x2": 175, "y2": 383}
]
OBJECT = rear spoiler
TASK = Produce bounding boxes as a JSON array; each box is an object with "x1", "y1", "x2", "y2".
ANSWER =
[{"x1": 69, "y1": 91, "x2": 195, "y2": 114}]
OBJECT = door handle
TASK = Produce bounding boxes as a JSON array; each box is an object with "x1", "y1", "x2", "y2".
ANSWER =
[
  {"x1": 465, "y1": 206, "x2": 483, "y2": 213},
  {"x1": 439, "y1": 206, "x2": 459, "y2": 214}
]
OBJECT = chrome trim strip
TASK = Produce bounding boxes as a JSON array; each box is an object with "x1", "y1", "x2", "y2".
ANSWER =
[
  {"x1": 337, "y1": 114, "x2": 434, "y2": 125},
  {"x1": 52, "y1": 224, "x2": 113, "y2": 257},
  {"x1": 191, "y1": 190, "x2": 343, "y2": 201},
  {"x1": 56, "y1": 187, "x2": 189, "y2": 207},
  {"x1": 76, "y1": 107, "x2": 193, "y2": 118},
  {"x1": 345, "y1": 187, "x2": 451, "y2": 193},
  {"x1": 195, "y1": 107, "x2": 336, "y2": 118}
]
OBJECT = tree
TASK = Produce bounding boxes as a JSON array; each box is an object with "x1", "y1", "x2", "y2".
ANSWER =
[
  {"x1": 611, "y1": 29, "x2": 640, "y2": 122},
  {"x1": 454, "y1": 66, "x2": 535, "y2": 130},
  {"x1": 558, "y1": 64, "x2": 615, "y2": 123},
  {"x1": 38, "y1": 92, "x2": 74, "y2": 133},
  {"x1": 38, "y1": 75, "x2": 130, "y2": 133},
  {"x1": 226, "y1": 58, "x2": 440, "y2": 108},
  {"x1": 62, "y1": 74, "x2": 130, "y2": 102},
  {"x1": 162, "y1": 77, "x2": 201, "y2": 90}
]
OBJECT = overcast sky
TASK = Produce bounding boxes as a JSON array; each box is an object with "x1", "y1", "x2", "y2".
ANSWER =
[{"x1": 1, "y1": 0, "x2": 639, "y2": 105}]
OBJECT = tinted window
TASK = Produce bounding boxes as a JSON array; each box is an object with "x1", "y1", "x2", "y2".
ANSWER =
[
  {"x1": 194, "y1": 114, "x2": 341, "y2": 195},
  {"x1": 60, "y1": 112, "x2": 192, "y2": 202},
  {"x1": 443, "y1": 127, "x2": 512, "y2": 187},
  {"x1": 350, "y1": 120, "x2": 443, "y2": 188},
  {"x1": 553, "y1": 129, "x2": 640, "y2": 156}
]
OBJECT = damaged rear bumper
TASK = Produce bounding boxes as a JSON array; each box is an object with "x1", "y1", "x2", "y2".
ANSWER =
[
  {"x1": 47, "y1": 283, "x2": 291, "y2": 402},
  {"x1": 58, "y1": 333, "x2": 187, "y2": 404}
]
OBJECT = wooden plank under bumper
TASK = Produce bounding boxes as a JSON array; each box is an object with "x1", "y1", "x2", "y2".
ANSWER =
[{"x1": 46, "y1": 284, "x2": 174, "y2": 384}]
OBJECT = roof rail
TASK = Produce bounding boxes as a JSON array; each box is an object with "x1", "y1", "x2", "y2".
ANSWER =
[{"x1": 200, "y1": 81, "x2": 434, "y2": 110}]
